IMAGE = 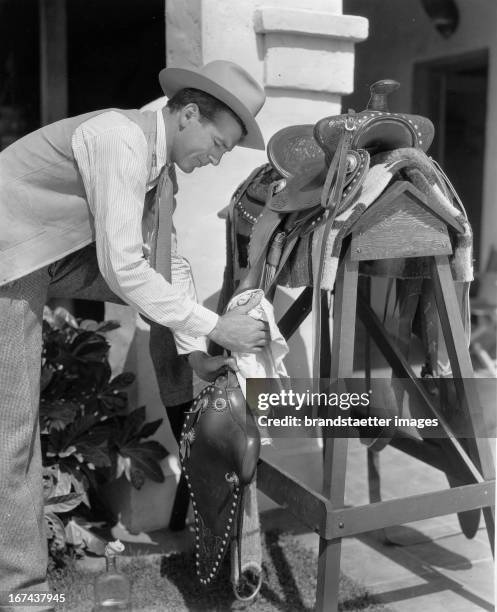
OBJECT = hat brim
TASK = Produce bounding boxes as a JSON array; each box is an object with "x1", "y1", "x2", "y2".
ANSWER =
[{"x1": 159, "y1": 67, "x2": 265, "y2": 151}]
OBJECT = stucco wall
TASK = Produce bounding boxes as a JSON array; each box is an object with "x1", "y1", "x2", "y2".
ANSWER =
[{"x1": 344, "y1": 0, "x2": 497, "y2": 267}]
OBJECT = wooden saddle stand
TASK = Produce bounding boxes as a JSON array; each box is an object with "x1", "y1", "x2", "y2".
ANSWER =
[{"x1": 181, "y1": 80, "x2": 495, "y2": 609}]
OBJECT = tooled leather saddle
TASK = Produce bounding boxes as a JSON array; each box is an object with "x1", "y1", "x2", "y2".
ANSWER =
[
  {"x1": 179, "y1": 369, "x2": 260, "y2": 595},
  {"x1": 179, "y1": 79, "x2": 465, "y2": 600}
]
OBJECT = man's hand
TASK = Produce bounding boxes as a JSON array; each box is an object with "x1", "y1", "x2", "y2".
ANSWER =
[
  {"x1": 188, "y1": 351, "x2": 238, "y2": 382},
  {"x1": 207, "y1": 292, "x2": 270, "y2": 353}
]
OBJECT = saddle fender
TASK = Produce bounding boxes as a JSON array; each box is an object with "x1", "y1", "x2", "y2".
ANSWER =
[{"x1": 179, "y1": 370, "x2": 261, "y2": 586}]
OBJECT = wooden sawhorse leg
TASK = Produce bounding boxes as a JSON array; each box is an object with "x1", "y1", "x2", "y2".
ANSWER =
[
  {"x1": 431, "y1": 255, "x2": 495, "y2": 550},
  {"x1": 258, "y1": 251, "x2": 495, "y2": 611},
  {"x1": 316, "y1": 245, "x2": 358, "y2": 611}
]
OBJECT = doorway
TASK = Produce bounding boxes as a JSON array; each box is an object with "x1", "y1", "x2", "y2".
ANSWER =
[
  {"x1": 413, "y1": 51, "x2": 488, "y2": 271},
  {"x1": 67, "y1": 0, "x2": 165, "y2": 115}
]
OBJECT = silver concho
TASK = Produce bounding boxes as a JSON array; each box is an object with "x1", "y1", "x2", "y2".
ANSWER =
[{"x1": 214, "y1": 397, "x2": 227, "y2": 411}]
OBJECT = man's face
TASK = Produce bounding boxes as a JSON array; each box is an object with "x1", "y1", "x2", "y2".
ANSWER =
[{"x1": 172, "y1": 104, "x2": 243, "y2": 173}]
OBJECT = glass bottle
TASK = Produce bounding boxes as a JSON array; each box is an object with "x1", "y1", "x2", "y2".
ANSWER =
[{"x1": 94, "y1": 540, "x2": 131, "y2": 610}]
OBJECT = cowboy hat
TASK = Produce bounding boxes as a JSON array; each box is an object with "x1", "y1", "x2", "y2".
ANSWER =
[{"x1": 159, "y1": 60, "x2": 266, "y2": 150}]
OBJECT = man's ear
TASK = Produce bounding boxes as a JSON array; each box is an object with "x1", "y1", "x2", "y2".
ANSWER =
[{"x1": 179, "y1": 103, "x2": 200, "y2": 128}]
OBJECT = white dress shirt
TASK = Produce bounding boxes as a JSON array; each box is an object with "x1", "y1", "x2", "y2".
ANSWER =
[{"x1": 71, "y1": 109, "x2": 218, "y2": 354}]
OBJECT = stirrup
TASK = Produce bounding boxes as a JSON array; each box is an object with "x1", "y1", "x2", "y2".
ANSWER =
[{"x1": 232, "y1": 562, "x2": 263, "y2": 603}]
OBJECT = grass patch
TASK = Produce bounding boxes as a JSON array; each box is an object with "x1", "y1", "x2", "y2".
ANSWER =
[{"x1": 49, "y1": 531, "x2": 392, "y2": 611}]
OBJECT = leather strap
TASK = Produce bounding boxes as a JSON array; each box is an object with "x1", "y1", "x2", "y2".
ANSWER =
[
  {"x1": 308, "y1": 147, "x2": 369, "y2": 379},
  {"x1": 241, "y1": 180, "x2": 325, "y2": 295},
  {"x1": 312, "y1": 118, "x2": 356, "y2": 381},
  {"x1": 236, "y1": 193, "x2": 283, "y2": 294},
  {"x1": 237, "y1": 140, "x2": 369, "y2": 310},
  {"x1": 261, "y1": 209, "x2": 325, "y2": 297}
]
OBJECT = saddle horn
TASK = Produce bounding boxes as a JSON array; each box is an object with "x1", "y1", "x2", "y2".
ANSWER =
[{"x1": 367, "y1": 79, "x2": 400, "y2": 112}]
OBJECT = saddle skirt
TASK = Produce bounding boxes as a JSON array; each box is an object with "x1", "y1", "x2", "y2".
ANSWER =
[{"x1": 179, "y1": 370, "x2": 260, "y2": 586}]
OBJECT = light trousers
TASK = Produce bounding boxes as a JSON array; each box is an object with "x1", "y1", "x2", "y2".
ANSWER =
[{"x1": 0, "y1": 245, "x2": 191, "y2": 609}]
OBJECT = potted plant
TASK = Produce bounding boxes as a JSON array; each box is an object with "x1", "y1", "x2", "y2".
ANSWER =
[{"x1": 40, "y1": 307, "x2": 169, "y2": 560}]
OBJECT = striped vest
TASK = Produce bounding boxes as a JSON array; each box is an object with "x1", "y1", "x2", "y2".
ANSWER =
[{"x1": 0, "y1": 108, "x2": 163, "y2": 285}]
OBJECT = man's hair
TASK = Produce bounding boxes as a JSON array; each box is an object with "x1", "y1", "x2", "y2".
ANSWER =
[{"x1": 166, "y1": 88, "x2": 247, "y2": 137}]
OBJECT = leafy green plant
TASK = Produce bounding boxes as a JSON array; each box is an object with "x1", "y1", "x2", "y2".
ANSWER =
[{"x1": 40, "y1": 307, "x2": 169, "y2": 556}]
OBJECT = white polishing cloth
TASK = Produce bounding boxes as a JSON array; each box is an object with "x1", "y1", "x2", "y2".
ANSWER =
[{"x1": 226, "y1": 289, "x2": 289, "y2": 444}]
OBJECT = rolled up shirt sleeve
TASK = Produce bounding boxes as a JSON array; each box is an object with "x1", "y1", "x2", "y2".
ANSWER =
[{"x1": 71, "y1": 111, "x2": 219, "y2": 337}]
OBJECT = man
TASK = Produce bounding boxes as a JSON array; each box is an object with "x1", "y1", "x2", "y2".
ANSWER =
[{"x1": 0, "y1": 60, "x2": 268, "y2": 605}]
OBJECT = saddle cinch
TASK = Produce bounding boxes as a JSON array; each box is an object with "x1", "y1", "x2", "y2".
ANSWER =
[{"x1": 180, "y1": 80, "x2": 473, "y2": 601}]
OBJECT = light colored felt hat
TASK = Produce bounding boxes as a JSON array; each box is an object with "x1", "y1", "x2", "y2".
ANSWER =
[{"x1": 159, "y1": 60, "x2": 266, "y2": 150}]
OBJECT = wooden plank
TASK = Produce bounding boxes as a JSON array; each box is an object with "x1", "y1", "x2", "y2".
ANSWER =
[
  {"x1": 330, "y1": 244, "x2": 358, "y2": 379},
  {"x1": 39, "y1": 0, "x2": 68, "y2": 125},
  {"x1": 431, "y1": 257, "x2": 496, "y2": 477},
  {"x1": 316, "y1": 538, "x2": 341, "y2": 611},
  {"x1": 323, "y1": 247, "x2": 357, "y2": 496},
  {"x1": 326, "y1": 481, "x2": 495, "y2": 539},
  {"x1": 431, "y1": 256, "x2": 495, "y2": 551},
  {"x1": 353, "y1": 179, "x2": 463, "y2": 237},
  {"x1": 351, "y1": 182, "x2": 453, "y2": 261},
  {"x1": 316, "y1": 246, "x2": 358, "y2": 612},
  {"x1": 357, "y1": 292, "x2": 484, "y2": 484},
  {"x1": 257, "y1": 459, "x2": 329, "y2": 535}
]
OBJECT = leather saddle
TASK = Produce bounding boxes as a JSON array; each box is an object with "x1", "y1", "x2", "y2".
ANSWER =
[
  {"x1": 267, "y1": 79, "x2": 434, "y2": 214},
  {"x1": 227, "y1": 80, "x2": 479, "y2": 540},
  {"x1": 234, "y1": 79, "x2": 434, "y2": 294},
  {"x1": 181, "y1": 79, "x2": 470, "y2": 599},
  {"x1": 237, "y1": 80, "x2": 433, "y2": 209},
  {"x1": 179, "y1": 370, "x2": 261, "y2": 594}
]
